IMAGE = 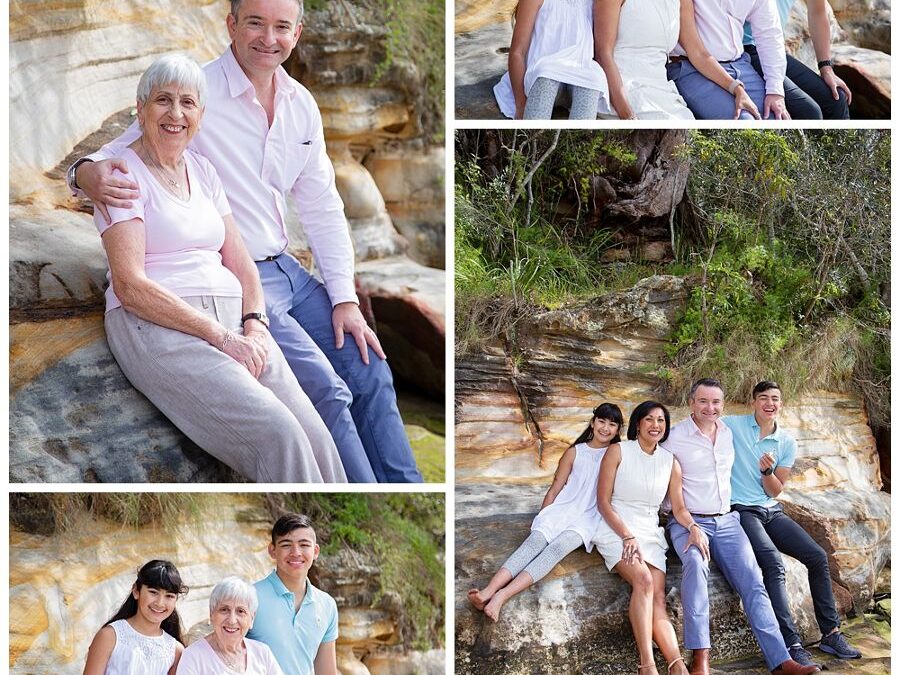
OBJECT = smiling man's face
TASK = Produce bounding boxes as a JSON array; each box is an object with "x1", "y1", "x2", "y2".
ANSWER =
[
  {"x1": 689, "y1": 384, "x2": 725, "y2": 426},
  {"x1": 227, "y1": 0, "x2": 302, "y2": 77},
  {"x1": 752, "y1": 387, "x2": 782, "y2": 423}
]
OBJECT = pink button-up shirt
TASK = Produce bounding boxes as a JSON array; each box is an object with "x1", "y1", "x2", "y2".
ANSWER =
[
  {"x1": 663, "y1": 416, "x2": 735, "y2": 515},
  {"x1": 87, "y1": 46, "x2": 357, "y2": 306},
  {"x1": 673, "y1": 0, "x2": 786, "y2": 97}
]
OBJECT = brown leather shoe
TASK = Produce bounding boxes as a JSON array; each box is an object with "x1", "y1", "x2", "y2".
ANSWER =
[
  {"x1": 771, "y1": 658, "x2": 820, "y2": 674},
  {"x1": 689, "y1": 649, "x2": 710, "y2": 675}
]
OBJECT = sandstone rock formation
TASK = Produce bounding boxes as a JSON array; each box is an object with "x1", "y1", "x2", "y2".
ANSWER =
[
  {"x1": 454, "y1": 0, "x2": 891, "y2": 119},
  {"x1": 9, "y1": 0, "x2": 445, "y2": 479},
  {"x1": 9, "y1": 497, "x2": 444, "y2": 675},
  {"x1": 455, "y1": 276, "x2": 890, "y2": 672}
]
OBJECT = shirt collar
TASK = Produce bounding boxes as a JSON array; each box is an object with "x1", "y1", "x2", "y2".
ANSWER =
[
  {"x1": 687, "y1": 414, "x2": 725, "y2": 438},
  {"x1": 220, "y1": 45, "x2": 297, "y2": 100},
  {"x1": 266, "y1": 570, "x2": 316, "y2": 603},
  {"x1": 749, "y1": 414, "x2": 782, "y2": 440}
]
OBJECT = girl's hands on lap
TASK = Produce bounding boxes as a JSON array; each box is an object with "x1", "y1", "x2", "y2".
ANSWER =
[{"x1": 733, "y1": 86, "x2": 761, "y2": 120}]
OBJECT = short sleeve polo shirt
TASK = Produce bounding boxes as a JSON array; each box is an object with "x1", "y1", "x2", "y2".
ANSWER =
[
  {"x1": 724, "y1": 414, "x2": 798, "y2": 507},
  {"x1": 247, "y1": 571, "x2": 338, "y2": 675}
]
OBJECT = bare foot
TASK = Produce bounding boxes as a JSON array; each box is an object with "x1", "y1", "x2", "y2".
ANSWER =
[
  {"x1": 483, "y1": 594, "x2": 505, "y2": 622},
  {"x1": 467, "y1": 588, "x2": 488, "y2": 611}
]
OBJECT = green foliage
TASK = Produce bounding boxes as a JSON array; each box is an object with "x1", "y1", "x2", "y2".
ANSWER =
[
  {"x1": 455, "y1": 129, "x2": 890, "y2": 426},
  {"x1": 369, "y1": 0, "x2": 444, "y2": 139}
]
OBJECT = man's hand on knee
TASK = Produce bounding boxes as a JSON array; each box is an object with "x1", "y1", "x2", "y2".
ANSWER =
[
  {"x1": 332, "y1": 302, "x2": 387, "y2": 366},
  {"x1": 763, "y1": 94, "x2": 791, "y2": 120}
]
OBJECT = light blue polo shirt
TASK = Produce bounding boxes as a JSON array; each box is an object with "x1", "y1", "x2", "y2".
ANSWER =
[
  {"x1": 724, "y1": 414, "x2": 797, "y2": 507},
  {"x1": 743, "y1": 0, "x2": 793, "y2": 44},
  {"x1": 247, "y1": 571, "x2": 338, "y2": 675}
]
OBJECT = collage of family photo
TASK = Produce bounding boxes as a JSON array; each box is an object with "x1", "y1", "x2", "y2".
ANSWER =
[{"x1": 5, "y1": 0, "x2": 893, "y2": 673}]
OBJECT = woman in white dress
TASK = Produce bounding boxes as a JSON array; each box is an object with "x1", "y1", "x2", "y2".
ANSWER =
[
  {"x1": 467, "y1": 403, "x2": 624, "y2": 621},
  {"x1": 83, "y1": 560, "x2": 187, "y2": 675},
  {"x1": 494, "y1": 0, "x2": 608, "y2": 119},
  {"x1": 593, "y1": 0, "x2": 761, "y2": 119},
  {"x1": 594, "y1": 402, "x2": 709, "y2": 675}
]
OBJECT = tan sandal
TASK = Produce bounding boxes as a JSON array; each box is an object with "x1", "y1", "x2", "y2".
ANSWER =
[
  {"x1": 638, "y1": 665, "x2": 657, "y2": 674},
  {"x1": 668, "y1": 657, "x2": 686, "y2": 674}
]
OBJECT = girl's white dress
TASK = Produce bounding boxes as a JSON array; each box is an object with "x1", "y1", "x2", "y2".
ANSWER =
[
  {"x1": 598, "y1": 0, "x2": 694, "y2": 119},
  {"x1": 104, "y1": 619, "x2": 177, "y2": 675},
  {"x1": 531, "y1": 443, "x2": 607, "y2": 551},
  {"x1": 494, "y1": 0, "x2": 608, "y2": 118},
  {"x1": 592, "y1": 440, "x2": 674, "y2": 571}
]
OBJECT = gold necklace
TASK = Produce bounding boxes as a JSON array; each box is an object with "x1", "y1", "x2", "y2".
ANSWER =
[
  {"x1": 212, "y1": 635, "x2": 246, "y2": 671},
  {"x1": 140, "y1": 139, "x2": 185, "y2": 195}
]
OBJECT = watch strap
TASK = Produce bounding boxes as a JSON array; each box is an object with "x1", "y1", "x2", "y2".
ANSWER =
[
  {"x1": 817, "y1": 59, "x2": 833, "y2": 70},
  {"x1": 241, "y1": 312, "x2": 269, "y2": 328}
]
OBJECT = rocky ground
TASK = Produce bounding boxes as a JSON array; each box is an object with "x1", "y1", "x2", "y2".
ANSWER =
[{"x1": 454, "y1": 0, "x2": 891, "y2": 119}]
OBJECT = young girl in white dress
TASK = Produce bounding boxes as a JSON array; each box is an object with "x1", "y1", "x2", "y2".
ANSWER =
[
  {"x1": 594, "y1": 402, "x2": 709, "y2": 675},
  {"x1": 494, "y1": 0, "x2": 608, "y2": 119},
  {"x1": 467, "y1": 403, "x2": 624, "y2": 622},
  {"x1": 593, "y1": 0, "x2": 761, "y2": 120},
  {"x1": 83, "y1": 560, "x2": 187, "y2": 675}
]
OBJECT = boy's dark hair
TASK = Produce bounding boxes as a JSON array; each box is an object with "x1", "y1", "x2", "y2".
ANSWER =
[
  {"x1": 752, "y1": 380, "x2": 781, "y2": 398},
  {"x1": 689, "y1": 377, "x2": 725, "y2": 399},
  {"x1": 271, "y1": 513, "x2": 315, "y2": 544}
]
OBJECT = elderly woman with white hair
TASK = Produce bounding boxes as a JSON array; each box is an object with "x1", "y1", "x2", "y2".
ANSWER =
[
  {"x1": 176, "y1": 576, "x2": 283, "y2": 674},
  {"x1": 95, "y1": 53, "x2": 346, "y2": 483}
]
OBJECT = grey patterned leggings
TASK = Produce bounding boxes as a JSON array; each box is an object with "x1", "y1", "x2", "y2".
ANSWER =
[
  {"x1": 524, "y1": 77, "x2": 600, "y2": 120},
  {"x1": 501, "y1": 529, "x2": 584, "y2": 583}
]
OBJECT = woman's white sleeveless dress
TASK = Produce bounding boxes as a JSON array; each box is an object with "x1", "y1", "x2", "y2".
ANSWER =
[
  {"x1": 104, "y1": 619, "x2": 177, "y2": 675},
  {"x1": 598, "y1": 0, "x2": 694, "y2": 119},
  {"x1": 494, "y1": 0, "x2": 608, "y2": 118},
  {"x1": 531, "y1": 443, "x2": 607, "y2": 551},
  {"x1": 592, "y1": 440, "x2": 674, "y2": 571}
]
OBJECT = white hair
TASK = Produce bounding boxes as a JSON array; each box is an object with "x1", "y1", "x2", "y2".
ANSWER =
[
  {"x1": 136, "y1": 53, "x2": 206, "y2": 106},
  {"x1": 209, "y1": 576, "x2": 258, "y2": 615}
]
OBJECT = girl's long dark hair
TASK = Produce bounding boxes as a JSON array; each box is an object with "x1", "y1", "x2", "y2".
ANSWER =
[
  {"x1": 105, "y1": 560, "x2": 188, "y2": 644},
  {"x1": 569, "y1": 402, "x2": 624, "y2": 447}
]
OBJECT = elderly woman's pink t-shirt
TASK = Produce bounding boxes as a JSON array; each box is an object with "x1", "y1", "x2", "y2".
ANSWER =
[{"x1": 95, "y1": 147, "x2": 243, "y2": 312}]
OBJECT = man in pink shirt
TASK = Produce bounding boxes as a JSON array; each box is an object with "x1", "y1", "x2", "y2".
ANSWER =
[
  {"x1": 663, "y1": 379, "x2": 817, "y2": 675},
  {"x1": 69, "y1": 0, "x2": 422, "y2": 483}
]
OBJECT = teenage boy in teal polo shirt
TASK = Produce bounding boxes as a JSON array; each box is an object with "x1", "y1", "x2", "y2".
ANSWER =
[
  {"x1": 725, "y1": 381, "x2": 861, "y2": 667},
  {"x1": 248, "y1": 513, "x2": 339, "y2": 675}
]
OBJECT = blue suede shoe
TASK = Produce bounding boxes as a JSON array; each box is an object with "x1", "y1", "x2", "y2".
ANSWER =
[{"x1": 819, "y1": 631, "x2": 862, "y2": 659}]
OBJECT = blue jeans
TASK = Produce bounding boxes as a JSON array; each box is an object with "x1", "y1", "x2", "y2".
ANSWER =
[
  {"x1": 668, "y1": 511, "x2": 789, "y2": 669},
  {"x1": 745, "y1": 45, "x2": 850, "y2": 120},
  {"x1": 666, "y1": 52, "x2": 768, "y2": 120},
  {"x1": 257, "y1": 253, "x2": 422, "y2": 483},
  {"x1": 733, "y1": 503, "x2": 841, "y2": 645}
]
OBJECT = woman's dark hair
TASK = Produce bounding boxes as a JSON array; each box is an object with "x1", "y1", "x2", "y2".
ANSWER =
[
  {"x1": 569, "y1": 402, "x2": 624, "y2": 447},
  {"x1": 627, "y1": 401, "x2": 671, "y2": 444},
  {"x1": 105, "y1": 560, "x2": 188, "y2": 644}
]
